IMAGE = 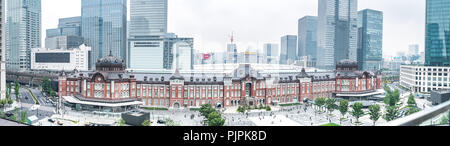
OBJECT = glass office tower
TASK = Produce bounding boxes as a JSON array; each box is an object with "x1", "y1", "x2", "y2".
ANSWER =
[
  {"x1": 280, "y1": 35, "x2": 298, "y2": 65},
  {"x1": 317, "y1": 0, "x2": 358, "y2": 70},
  {"x1": 6, "y1": 0, "x2": 41, "y2": 71},
  {"x1": 425, "y1": 0, "x2": 450, "y2": 66},
  {"x1": 128, "y1": 0, "x2": 168, "y2": 70},
  {"x1": 1, "y1": 0, "x2": 5, "y2": 99},
  {"x1": 82, "y1": 0, "x2": 127, "y2": 70},
  {"x1": 357, "y1": 9, "x2": 383, "y2": 71},
  {"x1": 298, "y1": 16, "x2": 318, "y2": 61}
]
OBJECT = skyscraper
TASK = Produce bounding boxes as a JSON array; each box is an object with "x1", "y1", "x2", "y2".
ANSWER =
[
  {"x1": 128, "y1": 0, "x2": 168, "y2": 70},
  {"x1": 82, "y1": 0, "x2": 127, "y2": 70},
  {"x1": 264, "y1": 43, "x2": 279, "y2": 64},
  {"x1": 58, "y1": 16, "x2": 82, "y2": 37},
  {"x1": 357, "y1": 9, "x2": 383, "y2": 71},
  {"x1": 1, "y1": 0, "x2": 6, "y2": 99},
  {"x1": 280, "y1": 35, "x2": 297, "y2": 64},
  {"x1": 298, "y1": 16, "x2": 318, "y2": 61},
  {"x1": 6, "y1": 0, "x2": 42, "y2": 71},
  {"x1": 129, "y1": 0, "x2": 168, "y2": 37},
  {"x1": 317, "y1": 0, "x2": 358, "y2": 70},
  {"x1": 425, "y1": 0, "x2": 450, "y2": 66}
]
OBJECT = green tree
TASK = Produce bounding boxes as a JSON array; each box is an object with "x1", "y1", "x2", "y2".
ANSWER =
[
  {"x1": 237, "y1": 106, "x2": 245, "y2": 113},
  {"x1": 384, "y1": 106, "x2": 401, "y2": 121},
  {"x1": 368, "y1": 104, "x2": 381, "y2": 126},
  {"x1": 351, "y1": 102, "x2": 364, "y2": 123},
  {"x1": 118, "y1": 118, "x2": 126, "y2": 126},
  {"x1": 338, "y1": 100, "x2": 349, "y2": 120},
  {"x1": 405, "y1": 106, "x2": 420, "y2": 116},
  {"x1": 20, "y1": 111, "x2": 28, "y2": 124},
  {"x1": 142, "y1": 120, "x2": 151, "y2": 126},
  {"x1": 7, "y1": 98, "x2": 13, "y2": 105},
  {"x1": 0, "y1": 99, "x2": 6, "y2": 109},
  {"x1": 407, "y1": 94, "x2": 416, "y2": 106},
  {"x1": 315, "y1": 97, "x2": 326, "y2": 112},
  {"x1": 325, "y1": 98, "x2": 337, "y2": 114},
  {"x1": 207, "y1": 111, "x2": 222, "y2": 122},
  {"x1": 208, "y1": 117, "x2": 225, "y2": 126},
  {"x1": 265, "y1": 106, "x2": 271, "y2": 111},
  {"x1": 393, "y1": 89, "x2": 400, "y2": 104},
  {"x1": 14, "y1": 81, "x2": 20, "y2": 100},
  {"x1": 200, "y1": 104, "x2": 215, "y2": 117}
]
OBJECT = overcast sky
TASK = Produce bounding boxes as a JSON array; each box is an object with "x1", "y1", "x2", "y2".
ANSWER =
[{"x1": 42, "y1": 0, "x2": 426, "y2": 57}]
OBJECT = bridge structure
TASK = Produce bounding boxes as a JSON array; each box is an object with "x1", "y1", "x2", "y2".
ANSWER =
[{"x1": 6, "y1": 70, "x2": 64, "y2": 89}]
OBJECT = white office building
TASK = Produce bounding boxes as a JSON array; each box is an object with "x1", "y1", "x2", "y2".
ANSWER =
[
  {"x1": 173, "y1": 41, "x2": 193, "y2": 71},
  {"x1": 31, "y1": 44, "x2": 91, "y2": 71},
  {"x1": 1, "y1": 0, "x2": 6, "y2": 99},
  {"x1": 400, "y1": 65, "x2": 450, "y2": 93}
]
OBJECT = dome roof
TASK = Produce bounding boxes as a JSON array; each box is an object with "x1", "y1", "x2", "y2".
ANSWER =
[{"x1": 96, "y1": 50, "x2": 125, "y2": 70}]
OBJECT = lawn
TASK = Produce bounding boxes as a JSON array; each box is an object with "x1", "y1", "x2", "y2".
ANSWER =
[{"x1": 321, "y1": 123, "x2": 341, "y2": 126}]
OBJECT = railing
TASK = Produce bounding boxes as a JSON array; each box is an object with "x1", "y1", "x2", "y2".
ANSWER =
[{"x1": 382, "y1": 100, "x2": 450, "y2": 126}]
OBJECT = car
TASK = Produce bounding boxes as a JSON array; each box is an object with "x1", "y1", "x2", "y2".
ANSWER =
[
  {"x1": 5, "y1": 112, "x2": 13, "y2": 117},
  {"x1": 48, "y1": 118, "x2": 55, "y2": 123},
  {"x1": 157, "y1": 119, "x2": 166, "y2": 124},
  {"x1": 57, "y1": 121, "x2": 63, "y2": 125},
  {"x1": 25, "y1": 96, "x2": 29, "y2": 100}
]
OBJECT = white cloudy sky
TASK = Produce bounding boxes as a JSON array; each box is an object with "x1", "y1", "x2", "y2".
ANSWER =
[{"x1": 42, "y1": 0, "x2": 426, "y2": 57}]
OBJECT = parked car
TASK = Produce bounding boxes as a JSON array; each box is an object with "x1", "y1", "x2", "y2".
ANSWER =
[
  {"x1": 57, "y1": 121, "x2": 63, "y2": 125},
  {"x1": 5, "y1": 112, "x2": 13, "y2": 117},
  {"x1": 157, "y1": 119, "x2": 166, "y2": 124},
  {"x1": 48, "y1": 118, "x2": 55, "y2": 123}
]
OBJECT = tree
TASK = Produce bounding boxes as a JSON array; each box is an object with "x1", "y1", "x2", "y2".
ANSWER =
[
  {"x1": 265, "y1": 106, "x2": 271, "y2": 111},
  {"x1": 207, "y1": 111, "x2": 222, "y2": 122},
  {"x1": 14, "y1": 81, "x2": 20, "y2": 100},
  {"x1": 368, "y1": 104, "x2": 381, "y2": 126},
  {"x1": 405, "y1": 106, "x2": 420, "y2": 116},
  {"x1": 393, "y1": 89, "x2": 400, "y2": 104},
  {"x1": 325, "y1": 98, "x2": 337, "y2": 114},
  {"x1": 237, "y1": 106, "x2": 245, "y2": 113},
  {"x1": 407, "y1": 94, "x2": 416, "y2": 106},
  {"x1": 142, "y1": 120, "x2": 151, "y2": 126},
  {"x1": 351, "y1": 102, "x2": 364, "y2": 123},
  {"x1": 7, "y1": 98, "x2": 13, "y2": 105},
  {"x1": 20, "y1": 111, "x2": 28, "y2": 124},
  {"x1": 384, "y1": 106, "x2": 401, "y2": 121},
  {"x1": 208, "y1": 117, "x2": 225, "y2": 126},
  {"x1": 338, "y1": 100, "x2": 349, "y2": 120},
  {"x1": 118, "y1": 118, "x2": 126, "y2": 126},
  {"x1": 0, "y1": 99, "x2": 5, "y2": 109},
  {"x1": 200, "y1": 104, "x2": 215, "y2": 117},
  {"x1": 315, "y1": 97, "x2": 326, "y2": 112}
]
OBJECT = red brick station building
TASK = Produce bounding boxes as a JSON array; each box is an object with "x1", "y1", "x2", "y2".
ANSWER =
[{"x1": 59, "y1": 54, "x2": 383, "y2": 112}]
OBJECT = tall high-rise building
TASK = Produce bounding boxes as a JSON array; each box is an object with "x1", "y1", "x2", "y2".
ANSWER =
[
  {"x1": 129, "y1": 0, "x2": 167, "y2": 37},
  {"x1": 82, "y1": 0, "x2": 127, "y2": 70},
  {"x1": 45, "y1": 16, "x2": 83, "y2": 50},
  {"x1": 408, "y1": 44, "x2": 419, "y2": 56},
  {"x1": 298, "y1": 16, "x2": 318, "y2": 61},
  {"x1": 357, "y1": 9, "x2": 383, "y2": 71},
  {"x1": 280, "y1": 35, "x2": 297, "y2": 64},
  {"x1": 164, "y1": 35, "x2": 194, "y2": 70},
  {"x1": 1, "y1": 0, "x2": 6, "y2": 99},
  {"x1": 227, "y1": 44, "x2": 238, "y2": 64},
  {"x1": 317, "y1": 0, "x2": 358, "y2": 70},
  {"x1": 128, "y1": 0, "x2": 168, "y2": 70},
  {"x1": 6, "y1": 0, "x2": 42, "y2": 71},
  {"x1": 58, "y1": 16, "x2": 82, "y2": 37},
  {"x1": 173, "y1": 41, "x2": 194, "y2": 70},
  {"x1": 264, "y1": 43, "x2": 279, "y2": 64},
  {"x1": 425, "y1": 0, "x2": 450, "y2": 66}
]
